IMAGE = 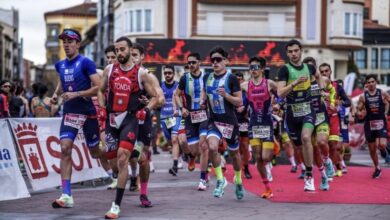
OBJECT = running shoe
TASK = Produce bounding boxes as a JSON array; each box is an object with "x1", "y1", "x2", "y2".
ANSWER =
[
  {"x1": 320, "y1": 176, "x2": 329, "y2": 191},
  {"x1": 129, "y1": 176, "x2": 138, "y2": 191},
  {"x1": 342, "y1": 166, "x2": 348, "y2": 174},
  {"x1": 235, "y1": 184, "x2": 244, "y2": 200},
  {"x1": 261, "y1": 189, "x2": 274, "y2": 199},
  {"x1": 105, "y1": 202, "x2": 120, "y2": 219},
  {"x1": 325, "y1": 160, "x2": 335, "y2": 180},
  {"x1": 52, "y1": 194, "x2": 73, "y2": 208},
  {"x1": 372, "y1": 168, "x2": 382, "y2": 179},
  {"x1": 290, "y1": 165, "x2": 297, "y2": 173},
  {"x1": 107, "y1": 178, "x2": 117, "y2": 190},
  {"x1": 335, "y1": 169, "x2": 343, "y2": 177},
  {"x1": 140, "y1": 194, "x2": 152, "y2": 208},
  {"x1": 304, "y1": 176, "x2": 315, "y2": 192},
  {"x1": 298, "y1": 169, "x2": 305, "y2": 179},
  {"x1": 244, "y1": 167, "x2": 252, "y2": 179},
  {"x1": 198, "y1": 179, "x2": 208, "y2": 191},
  {"x1": 213, "y1": 177, "x2": 227, "y2": 198},
  {"x1": 188, "y1": 157, "x2": 196, "y2": 172},
  {"x1": 169, "y1": 167, "x2": 178, "y2": 176},
  {"x1": 178, "y1": 157, "x2": 184, "y2": 169}
]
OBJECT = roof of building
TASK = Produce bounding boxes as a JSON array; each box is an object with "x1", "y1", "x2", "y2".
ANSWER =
[
  {"x1": 364, "y1": 19, "x2": 389, "y2": 29},
  {"x1": 44, "y1": 2, "x2": 96, "y2": 19},
  {"x1": 363, "y1": 20, "x2": 390, "y2": 44}
]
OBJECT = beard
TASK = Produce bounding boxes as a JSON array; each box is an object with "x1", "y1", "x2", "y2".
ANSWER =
[{"x1": 118, "y1": 53, "x2": 130, "y2": 64}]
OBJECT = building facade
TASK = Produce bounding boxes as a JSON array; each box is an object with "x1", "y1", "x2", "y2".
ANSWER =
[
  {"x1": 96, "y1": 0, "x2": 114, "y2": 67},
  {"x1": 0, "y1": 7, "x2": 20, "y2": 81},
  {"x1": 111, "y1": 0, "x2": 364, "y2": 80}
]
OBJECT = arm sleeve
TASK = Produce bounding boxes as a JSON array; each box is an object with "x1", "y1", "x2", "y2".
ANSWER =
[
  {"x1": 277, "y1": 66, "x2": 288, "y2": 82},
  {"x1": 83, "y1": 58, "x2": 97, "y2": 76},
  {"x1": 326, "y1": 83, "x2": 336, "y2": 107},
  {"x1": 338, "y1": 86, "x2": 351, "y2": 107},
  {"x1": 229, "y1": 75, "x2": 241, "y2": 93},
  {"x1": 178, "y1": 75, "x2": 186, "y2": 91}
]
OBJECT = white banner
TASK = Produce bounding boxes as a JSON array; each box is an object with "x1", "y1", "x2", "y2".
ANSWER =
[
  {"x1": 0, "y1": 119, "x2": 30, "y2": 201},
  {"x1": 8, "y1": 118, "x2": 108, "y2": 191}
]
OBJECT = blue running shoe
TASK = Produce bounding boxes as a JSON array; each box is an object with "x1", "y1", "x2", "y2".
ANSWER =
[
  {"x1": 235, "y1": 184, "x2": 244, "y2": 200},
  {"x1": 320, "y1": 176, "x2": 329, "y2": 191},
  {"x1": 213, "y1": 177, "x2": 227, "y2": 198}
]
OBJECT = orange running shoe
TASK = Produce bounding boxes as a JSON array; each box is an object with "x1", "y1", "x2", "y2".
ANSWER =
[
  {"x1": 188, "y1": 157, "x2": 196, "y2": 172},
  {"x1": 261, "y1": 189, "x2": 274, "y2": 199}
]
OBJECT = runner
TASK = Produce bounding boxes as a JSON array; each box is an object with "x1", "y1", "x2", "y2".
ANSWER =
[
  {"x1": 356, "y1": 74, "x2": 389, "y2": 178},
  {"x1": 50, "y1": 29, "x2": 103, "y2": 208},
  {"x1": 204, "y1": 46, "x2": 244, "y2": 199},
  {"x1": 241, "y1": 56, "x2": 277, "y2": 198},
  {"x1": 99, "y1": 36, "x2": 158, "y2": 219},
  {"x1": 319, "y1": 63, "x2": 351, "y2": 177},
  {"x1": 160, "y1": 64, "x2": 182, "y2": 176},
  {"x1": 277, "y1": 39, "x2": 317, "y2": 191},
  {"x1": 174, "y1": 52, "x2": 209, "y2": 190},
  {"x1": 235, "y1": 72, "x2": 252, "y2": 179}
]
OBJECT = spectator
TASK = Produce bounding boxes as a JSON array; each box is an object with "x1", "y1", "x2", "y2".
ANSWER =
[
  {"x1": 0, "y1": 80, "x2": 11, "y2": 118},
  {"x1": 31, "y1": 84, "x2": 52, "y2": 117},
  {"x1": 8, "y1": 82, "x2": 25, "y2": 117}
]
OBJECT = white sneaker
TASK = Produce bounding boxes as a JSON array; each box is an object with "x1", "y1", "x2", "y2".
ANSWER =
[
  {"x1": 304, "y1": 176, "x2": 315, "y2": 191},
  {"x1": 52, "y1": 194, "x2": 74, "y2": 208},
  {"x1": 198, "y1": 179, "x2": 208, "y2": 191},
  {"x1": 105, "y1": 202, "x2": 120, "y2": 219},
  {"x1": 178, "y1": 157, "x2": 184, "y2": 169},
  {"x1": 107, "y1": 178, "x2": 117, "y2": 190},
  {"x1": 149, "y1": 161, "x2": 155, "y2": 173}
]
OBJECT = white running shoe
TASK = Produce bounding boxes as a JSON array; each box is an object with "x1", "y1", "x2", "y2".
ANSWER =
[
  {"x1": 304, "y1": 176, "x2": 315, "y2": 192},
  {"x1": 107, "y1": 178, "x2": 117, "y2": 190},
  {"x1": 52, "y1": 194, "x2": 74, "y2": 208},
  {"x1": 198, "y1": 179, "x2": 208, "y2": 191},
  {"x1": 178, "y1": 157, "x2": 184, "y2": 169}
]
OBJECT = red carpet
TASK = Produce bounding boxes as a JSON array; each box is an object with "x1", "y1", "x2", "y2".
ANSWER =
[{"x1": 223, "y1": 165, "x2": 390, "y2": 204}]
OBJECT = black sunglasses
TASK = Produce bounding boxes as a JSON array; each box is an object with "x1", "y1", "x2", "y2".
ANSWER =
[
  {"x1": 164, "y1": 71, "x2": 173, "y2": 75},
  {"x1": 249, "y1": 64, "x2": 262, "y2": 71},
  {"x1": 187, "y1": 61, "x2": 197, "y2": 65},
  {"x1": 211, "y1": 57, "x2": 223, "y2": 63}
]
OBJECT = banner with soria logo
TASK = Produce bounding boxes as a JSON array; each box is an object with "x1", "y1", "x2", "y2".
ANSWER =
[
  {"x1": 0, "y1": 119, "x2": 30, "y2": 201},
  {"x1": 8, "y1": 118, "x2": 108, "y2": 191}
]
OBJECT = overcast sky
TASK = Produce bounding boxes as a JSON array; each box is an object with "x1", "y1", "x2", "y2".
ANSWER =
[{"x1": 1, "y1": 0, "x2": 96, "y2": 65}]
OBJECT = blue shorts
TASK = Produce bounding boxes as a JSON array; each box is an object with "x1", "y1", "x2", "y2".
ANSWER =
[
  {"x1": 160, "y1": 116, "x2": 181, "y2": 142},
  {"x1": 60, "y1": 113, "x2": 100, "y2": 148},
  {"x1": 184, "y1": 116, "x2": 208, "y2": 145},
  {"x1": 207, "y1": 120, "x2": 239, "y2": 151}
]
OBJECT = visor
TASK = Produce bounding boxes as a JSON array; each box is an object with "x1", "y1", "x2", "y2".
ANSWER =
[{"x1": 58, "y1": 29, "x2": 81, "y2": 42}]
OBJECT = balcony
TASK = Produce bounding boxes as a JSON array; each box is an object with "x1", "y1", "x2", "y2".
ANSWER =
[
  {"x1": 328, "y1": 36, "x2": 362, "y2": 49},
  {"x1": 342, "y1": 0, "x2": 365, "y2": 5}
]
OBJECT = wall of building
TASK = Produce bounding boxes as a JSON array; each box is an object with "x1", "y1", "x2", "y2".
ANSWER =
[{"x1": 372, "y1": 0, "x2": 390, "y2": 26}]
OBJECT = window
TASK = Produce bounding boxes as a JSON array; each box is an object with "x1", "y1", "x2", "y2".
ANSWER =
[
  {"x1": 381, "y1": 49, "x2": 390, "y2": 69},
  {"x1": 344, "y1": 12, "x2": 362, "y2": 37},
  {"x1": 125, "y1": 9, "x2": 152, "y2": 33},
  {"x1": 354, "y1": 49, "x2": 367, "y2": 69},
  {"x1": 371, "y1": 48, "x2": 378, "y2": 69},
  {"x1": 363, "y1": 7, "x2": 369, "y2": 19},
  {"x1": 50, "y1": 28, "x2": 57, "y2": 37}
]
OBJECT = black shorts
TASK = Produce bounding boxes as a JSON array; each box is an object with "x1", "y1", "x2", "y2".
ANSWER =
[
  {"x1": 285, "y1": 111, "x2": 315, "y2": 146},
  {"x1": 184, "y1": 116, "x2": 208, "y2": 145},
  {"x1": 364, "y1": 119, "x2": 387, "y2": 143}
]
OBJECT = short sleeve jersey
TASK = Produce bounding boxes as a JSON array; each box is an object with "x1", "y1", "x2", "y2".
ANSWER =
[{"x1": 55, "y1": 55, "x2": 97, "y2": 114}]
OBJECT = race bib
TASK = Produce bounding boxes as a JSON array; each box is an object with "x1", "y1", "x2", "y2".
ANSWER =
[
  {"x1": 190, "y1": 110, "x2": 207, "y2": 123},
  {"x1": 315, "y1": 112, "x2": 326, "y2": 126},
  {"x1": 109, "y1": 112, "x2": 126, "y2": 129},
  {"x1": 165, "y1": 117, "x2": 177, "y2": 129},
  {"x1": 252, "y1": 125, "x2": 271, "y2": 139},
  {"x1": 239, "y1": 122, "x2": 249, "y2": 132},
  {"x1": 215, "y1": 122, "x2": 234, "y2": 139},
  {"x1": 291, "y1": 102, "x2": 311, "y2": 117},
  {"x1": 369, "y1": 120, "x2": 384, "y2": 130},
  {"x1": 64, "y1": 114, "x2": 87, "y2": 129}
]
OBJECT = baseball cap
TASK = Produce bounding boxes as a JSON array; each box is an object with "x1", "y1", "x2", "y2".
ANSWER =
[{"x1": 58, "y1": 29, "x2": 81, "y2": 42}]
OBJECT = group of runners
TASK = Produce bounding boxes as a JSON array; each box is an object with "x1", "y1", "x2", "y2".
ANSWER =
[{"x1": 49, "y1": 29, "x2": 389, "y2": 219}]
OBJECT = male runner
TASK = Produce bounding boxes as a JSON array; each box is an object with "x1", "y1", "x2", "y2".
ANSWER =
[
  {"x1": 204, "y1": 46, "x2": 244, "y2": 199},
  {"x1": 174, "y1": 52, "x2": 209, "y2": 190},
  {"x1": 51, "y1": 29, "x2": 103, "y2": 208},
  {"x1": 241, "y1": 56, "x2": 277, "y2": 198},
  {"x1": 319, "y1": 63, "x2": 351, "y2": 177},
  {"x1": 235, "y1": 72, "x2": 252, "y2": 179},
  {"x1": 277, "y1": 39, "x2": 317, "y2": 191},
  {"x1": 99, "y1": 36, "x2": 158, "y2": 219},
  {"x1": 357, "y1": 74, "x2": 390, "y2": 178}
]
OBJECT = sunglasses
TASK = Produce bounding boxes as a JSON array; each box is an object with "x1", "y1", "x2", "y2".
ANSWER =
[
  {"x1": 249, "y1": 64, "x2": 262, "y2": 71},
  {"x1": 187, "y1": 61, "x2": 197, "y2": 65},
  {"x1": 210, "y1": 57, "x2": 223, "y2": 63},
  {"x1": 2, "y1": 85, "x2": 11, "y2": 88},
  {"x1": 164, "y1": 71, "x2": 173, "y2": 75}
]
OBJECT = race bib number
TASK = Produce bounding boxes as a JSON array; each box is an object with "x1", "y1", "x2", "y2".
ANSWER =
[
  {"x1": 215, "y1": 122, "x2": 234, "y2": 139},
  {"x1": 252, "y1": 125, "x2": 271, "y2": 139},
  {"x1": 109, "y1": 112, "x2": 127, "y2": 129},
  {"x1": 291, "y1": 102, "x2": 311, "y2": 117},
  {"x1": 64, "y1": 114, "x2": 87, "y2": 129},
  {"x1": 369, "y1": 120, "x2": 384, "y2": 130},
  {"x1": 165, "y1": 117, "x2": 177, "y2": 129},
  {"x1": 315, "y1": 112, "x2": 326, "y2": 126},
  {"x1": 239, "y1": 122, "x2": 249, "y2": 132},
  {"x1": 190, "y1": 110, "x2": 207, "y2": 123}
]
